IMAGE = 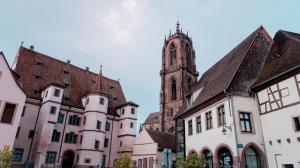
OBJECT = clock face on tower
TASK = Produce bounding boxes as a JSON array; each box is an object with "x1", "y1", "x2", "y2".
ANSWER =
[{"x1": 159, "y1": 23, "x2": 199, "y2": 133}]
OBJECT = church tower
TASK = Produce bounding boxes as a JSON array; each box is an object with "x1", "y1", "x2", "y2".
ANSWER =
[{"x1": 160, "y1": 22, "x2": 198, "y2": 132}]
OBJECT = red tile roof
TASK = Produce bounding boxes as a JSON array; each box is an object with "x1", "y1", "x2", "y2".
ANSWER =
[{"x1": 14, "y1": 47, "x2": 126, "y2": 114}]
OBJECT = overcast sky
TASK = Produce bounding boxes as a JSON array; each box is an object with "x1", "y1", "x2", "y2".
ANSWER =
[{"x1": 1, "y1": 0, "x2": 299, "y2": 128}]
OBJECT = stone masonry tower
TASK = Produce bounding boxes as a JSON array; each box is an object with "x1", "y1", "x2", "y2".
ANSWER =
[{"x1": 160, "y1": 22, "x2": 198, "y2": 132}]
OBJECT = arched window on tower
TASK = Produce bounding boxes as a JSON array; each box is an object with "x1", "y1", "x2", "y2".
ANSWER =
[
  {"x1": 170, "y1": 43, "x2": 176, "y2": 66},
  {"x1": 186, "y1": 44, "x2": 192, "y2": 67},
  {"x1": 171, "y1": 78, "x2": 177, "y2": 100},
  {"x1": 187, "y1": 77, "x2": 192, "y2": 91}
]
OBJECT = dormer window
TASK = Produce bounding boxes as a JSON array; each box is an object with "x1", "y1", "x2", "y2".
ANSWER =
[
  {"x1": 34, "y1": 60, "x2": 42, "y2": 79},
  {"x1": 63, "y1": 71, "x2": 71, "y2": 86},
  {"x1": 63, "y1": 90, "x2": 70, "y2": 102}
]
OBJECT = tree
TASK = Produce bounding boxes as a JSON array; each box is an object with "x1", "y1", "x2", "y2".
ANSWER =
[
  {"x1": 0, "y1": 145, "x2": 13, "y2": 168},
  {"x1": 176, "y1": 153, "x2": 207, "y2": 168},
  {"x1": 113, "y1": 154, "x2": 133, "y2": 168}
]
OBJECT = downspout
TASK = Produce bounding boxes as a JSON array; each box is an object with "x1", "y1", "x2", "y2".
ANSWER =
[
  {"x1": 26, "y1": 102, "x2": 42, "y2": 163},
  {"x1": 253, "y1": 91, "x2": 269, "y2": 168},
  {"x1": 57, "y1": 106, "x2": 70, "y2": 163},
  {"x1": 224, "y1": 90, "x2": 240, "y2": 168},
  {"x1": 108, "y1": 115, "x2": 115, "y2": 167}
]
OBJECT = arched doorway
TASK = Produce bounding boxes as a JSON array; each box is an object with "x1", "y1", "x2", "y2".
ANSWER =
[
  {"x1": 202, "y1": 149, "x2": 213, "y2": 168},
  {"x1": 62, "y1": 150, "x2": 75, "y2": 168},
  {"x1": 218, "y1": 147, "x2": 233, "y2": 168},
  {"x1": 244, "y1": 147, "x2": 261, "y2": 168}
]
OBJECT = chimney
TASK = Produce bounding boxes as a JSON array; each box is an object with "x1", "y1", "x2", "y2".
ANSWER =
[
  {"x1": 67, "y1": 59, "x2": 71, "y2": 64},
  {"x1": 86, "y1": 67, "x2": 89, "y2": 71},
  {"x1": 30, "y1": 45, "x2": 34, "y2": 50}
]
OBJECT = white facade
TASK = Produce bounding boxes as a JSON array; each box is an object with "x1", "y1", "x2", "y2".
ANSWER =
[
  {"x1": 12, "y1": 85, "x2": 138, "y2": 168},
  {"x1": 0, "y1": 53, "x2": 26, "y2": 150},
  {"x1": 184, "y1": 95, "x2": 266, "y2": 167},
  {"x1": 256, "y1": 73, "x2": 300, "y2": 168}
]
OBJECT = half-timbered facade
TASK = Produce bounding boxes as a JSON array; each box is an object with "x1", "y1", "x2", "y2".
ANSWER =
[{"x1": 252, "y1": 30, "x2": 300, "y2": 168}]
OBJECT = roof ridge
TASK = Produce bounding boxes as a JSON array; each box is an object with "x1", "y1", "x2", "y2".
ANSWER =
[
  {"x1": 19, "y1": 47, "x2": 120, "y2": 83},
  {"x1": 225, "y1": 26, "x2": 266, "y2": 92}
]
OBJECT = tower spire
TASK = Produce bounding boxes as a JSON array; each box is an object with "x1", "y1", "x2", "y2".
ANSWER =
[
  {"x1": 176, "y1": 20, "x2": 180, "y2": 33},
  {"x1": 99, "y1": 65, "x2": 103, "y2": 92}
]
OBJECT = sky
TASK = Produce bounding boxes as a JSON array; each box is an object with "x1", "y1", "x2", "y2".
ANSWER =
[{"x1": 1, "y1": 0, "x2": 300, "y2": 129}]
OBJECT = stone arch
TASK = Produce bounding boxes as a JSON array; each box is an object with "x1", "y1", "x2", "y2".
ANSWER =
[
  {"x1": 200, "y1": 147, "x2": 213, "y2": 168},
  {"x1": 240, "y1": 142, "x2": 267, "y2": 168},
  {"x1": 214, "y1": 144, "x2": 236, "y2": 168},
  {"x1": 61, "y1": 149, "x2": 75, "y2": 168}
]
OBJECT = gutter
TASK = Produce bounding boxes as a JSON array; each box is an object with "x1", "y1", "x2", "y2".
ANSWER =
[
  {"x1": 58, "y1": 106, "x2": 70, "y2": 163},
  {"x1": 224, "y1": 90, "x2": 240, "y2": 168},
  {"x1": 252, "y1": 65, "x2": 300, "y2": 91}
]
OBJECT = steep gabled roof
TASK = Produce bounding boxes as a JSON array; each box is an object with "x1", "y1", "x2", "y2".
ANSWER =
[
  {"x1": 143, "y1": 112, "x2": 160, "y2": 125},
  {"x1": 146, "y1": 129, "x2": 176, "y2": 151},
  {"x1": 13, "y1": 47, "x2": 126, "y2": 114},
  {"x1": 176, "y1": 26, "x2": 273, "y2": 118},
  {"x1": 253, "y1": 30, "x2": 300, "y2": 90},
  {"x1": 0, "y1": 51, "x2": 26, "y2": 95}
]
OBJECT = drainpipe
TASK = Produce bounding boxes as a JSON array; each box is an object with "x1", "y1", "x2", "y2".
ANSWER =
[
  {"x1": 224, "y1": 90, "x2": 240, "y2": 168},
  {"x1": 108, "y1": 115, "x2": 115, "y2": 167},
  {"x1": 253, "y1": 92, "x2": 269, "y2": 168},
  {"x1": 26, "y1": 102, "x2": 42, "y2": 165},
  {"x1": 58, "y1": 106, "x2": 70, "y2": 163}
]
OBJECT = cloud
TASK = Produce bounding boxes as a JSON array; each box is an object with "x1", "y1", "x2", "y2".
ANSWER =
[{"x1": 102, "y1": 0, "x2": 148, "y2": 45}]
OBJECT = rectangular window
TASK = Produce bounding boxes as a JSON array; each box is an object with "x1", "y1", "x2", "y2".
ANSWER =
[
  {"x1": 138, "y1": 159, "x2": 142, "y2": 168},
  {"x1": 96, "y1": 120, "x2": 101, "y2": 130},
  {"x1": 54, "y1": 89, "x2": 60, "y2": 97},
  {"x1": 86, "y1": 98, "x2": 89, "y2": 104},
  {"x1": 104, "y1": 138, "x2": 109, "y2": 147},
  {"x1": 16, "y1": 127, "x2": 21, "y2": 138},
  {"x1": 80, "y1": 135, "x2": 83, "y2": 144},
  {"x1": 94, "y1": 140, "x2": 100, "y2": 150},
  {"x1": 57, "y1": 113, "x2": 64, "y2": 124},
  {"x1": 149, "y1": 157, "x2": 154, "y2": 168},
  {"x1": 122, "y1": 109, "x2": 125, "y2": 115},
  {"x1": 83, "y1": 116, "x2": 86, "y2": 125},
  {"x1": 63, "y1": 72, "x2": 71, "y2": 86},
  {"x1": 50, "y1": 106, "x2": 57, "y2": 114},
  {"x1": 143, "y1": 158, "x2": 147, "y2": 168},
  {"x1": 68, "y1": 115, "x2": 81, "y2": 126},
  {"x1": 45, "y1": 151, "x2": 56, "y2": 164},
  {"x1": 120, "y1": 123, "x2": 123, "y2": 129},
  {"x1": 206, "y1": 112, "x2": 213, "y2": 130},
  {"x1": 1, "y1": 103, "x2": 16, "y2": 124},
  {"x1": 28, "y1": 130, "x2": 35, "y2": 138},
  {"x1": 188, "y1": 120, "x2": 193, "y2": 135},
  {"x1": 196, "y1": 116, "x2": 201, "y2": 133},
  {"x1": 84, "y1": 158, "x2": 91, "y2": 164},
  {"x1": 240, "y1": 112, "x2": 252, "y2": 132},
  {"x1": 105, "y1": 122, "x2": 111, "y2": 131},
  {"x1": 102, "y1": 155, "x2": 106, "y2": 167},
  {"x1": 51, "y1": 130, "x2": 60, "y2": 142},
  {"x1": 21, "y1": 106, "x2": 26, "y2": 117},
  {"x1": 131, "y1": 108, "x2": 135, "y2": 114},
  {"x1": 130, "y1": 122, "x2": 134, "y2": 128},
  {"x1": 12, "y1": 148, "x2": 23, "y2": 162},
  {"x1": 293, "y1": 116, "x2": 300, "y2": 131},
  {"x1": 218, "y1": 105, "x2": 226, "y2": 126},
  {"x1": 64, "y1": 132, "x2": 78, "y2": 144},
  {"x1": 100, "y1": 97, "x2": 105, "y2": 105}
]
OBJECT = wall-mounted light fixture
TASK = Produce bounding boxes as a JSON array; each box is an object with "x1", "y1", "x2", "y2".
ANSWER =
[{"x1": 222, "y1": 125, "x2": 232, "y2": 135}]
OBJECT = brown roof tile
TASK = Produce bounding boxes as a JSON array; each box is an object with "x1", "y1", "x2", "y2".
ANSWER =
[
  {"x1": 146, "y1": 129, "x2": 176, "y2": 151},
  {"x1": 14, "y1": 47, "x2": 126, "y2": 115},
  {"x1": 143, "y1": 112, "x2": 160, "y2": 125},
  {"x1": 176, "y1": 26, "x2": 273, "y2": 118},
  {"x1": 253, "y1": 30, "x2": 300, "y2": 90}
]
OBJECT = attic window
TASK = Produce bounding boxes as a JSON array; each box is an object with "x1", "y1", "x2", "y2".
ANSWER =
[
  {"x1": 92, "y1": 80, "x2": 96, "y2": 84},
  {"x1": 32, "y1": 83, "x2": 40, "y2": 94},
  {"x1": 110, "y1": 86, "x2": 114, "y2": 89},
  {"x1": 63, "y1": 90, "x2": 70, "y2": 102},
  {"x1": 35, "y1": 59, "x2": 43, "y2": 65},
  {"x1": 272, "y1": 53, "x2": 281, "y2": 59},
  {"x1": 63, "y1": 72, "x2": 71, "y2": 86},
  {"x1": 113, "y1": 97, "x2": 118, "y2": 100}
]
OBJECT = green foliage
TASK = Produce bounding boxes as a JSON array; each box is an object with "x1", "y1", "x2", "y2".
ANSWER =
[
  {"x1": 176, "y1": 153, "x2": 207, "y2": 168},
  {"x1": 113, "y1": 154, "x2": 133, "y2": 168},
  {"x1": 0, "y1": 145, "x2": 13, "y2": 168}
]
